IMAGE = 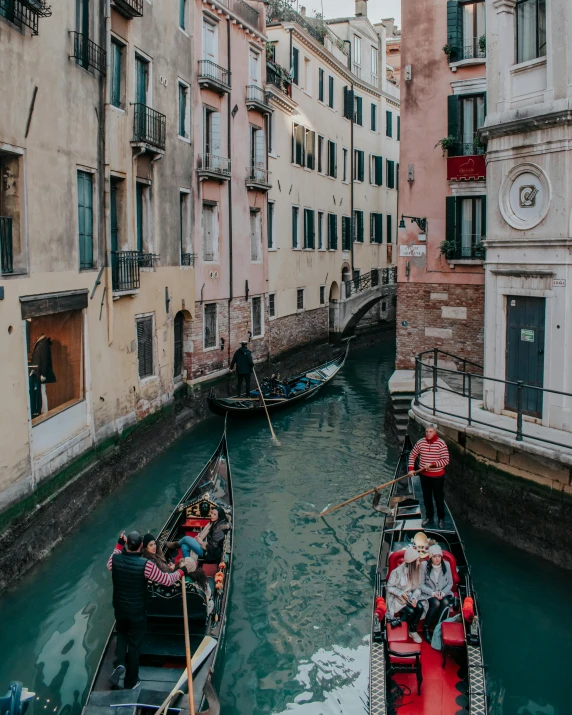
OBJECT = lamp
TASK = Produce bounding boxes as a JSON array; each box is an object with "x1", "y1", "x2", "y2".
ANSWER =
[{"x1": 400, "y1": 214, "x2": 428, "y2": 233}]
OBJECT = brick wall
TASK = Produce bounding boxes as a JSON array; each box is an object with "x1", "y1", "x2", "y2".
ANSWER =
[
  {"x1": 269, "y1": 307, "x2": 328, "y2": 357},
  {"x1": 396, "y1": 282, "x2": 484, "y2": 369}
]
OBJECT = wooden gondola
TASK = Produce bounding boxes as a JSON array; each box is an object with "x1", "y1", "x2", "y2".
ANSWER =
[
  {"x1": 208, "y1": 340, "x2": 351, "y2": 418},
  {"x1": 82, "y1": 430, "x2": 233, "y2": 715},
  {"x1": 369, "y1": 436, "x2": 487, "y2": 714}
]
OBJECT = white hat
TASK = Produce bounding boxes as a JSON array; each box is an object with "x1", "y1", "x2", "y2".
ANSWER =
[
  {"x1": 428, "y1": 544, "x2": 443, "y2": 557},
  {"x1": 404, "y1": 547, "x2": 420, "y2": 564},
  {"x1": 182, "y1": 556, "x2": 198, "y2": 573}
]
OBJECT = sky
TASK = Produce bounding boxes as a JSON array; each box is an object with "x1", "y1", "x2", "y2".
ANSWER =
[{"x1": 293, "y1": 0, "x2": 401, "y2": 27}]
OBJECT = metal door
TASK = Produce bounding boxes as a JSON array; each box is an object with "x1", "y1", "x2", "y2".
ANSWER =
[{"x1": 505, "y1": 296, "x2": 545, "y2": 417}]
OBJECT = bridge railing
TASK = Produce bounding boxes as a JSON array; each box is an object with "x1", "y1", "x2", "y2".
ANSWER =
[{"x1": 343, "y1": 266, "x2": 397, "y2": 299}]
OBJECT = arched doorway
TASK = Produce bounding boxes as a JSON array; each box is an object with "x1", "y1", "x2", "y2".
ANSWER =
[{"x1": 329, "y1": 281, "x2": 339, "y2": 301}]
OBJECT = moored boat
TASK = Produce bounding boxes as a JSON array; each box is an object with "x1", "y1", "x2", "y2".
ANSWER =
[
  {"x1": 369, "y1": 436, "x2": 487, "y2": 714},
  {"x1": 82, "y1": 430, "x2": 233, "y2": 715},
  {"x1": 208, "y1": 340, "x2": 351, "y2": 418}
]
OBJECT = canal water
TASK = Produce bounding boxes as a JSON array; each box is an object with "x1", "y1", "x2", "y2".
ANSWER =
[{"x1": 0, "y1": 340, "x2": 570, "y2": 715}]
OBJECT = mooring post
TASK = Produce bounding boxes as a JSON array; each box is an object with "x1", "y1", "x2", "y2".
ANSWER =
[{"x1": 516, "y1": 381, "x2": 524, "y2": 441}]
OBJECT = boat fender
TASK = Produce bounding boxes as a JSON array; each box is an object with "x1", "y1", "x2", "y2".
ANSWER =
[
  {"x1": 462, "y1": 596, "x2": 475, "y2": 622},
  {"x1": 375, "y1": 597, "x2": 387, "y2": 620}
]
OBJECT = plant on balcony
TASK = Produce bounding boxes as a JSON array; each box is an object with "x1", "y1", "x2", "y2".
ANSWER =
[
  {"x1": 440, "y1": 240, "x2": 457, "y2": 260},
  {"x1": 473, "y1": 135, "x2": 486, "y2": 153},
  {"x1": 478, "y1": 35, "x2": 486, "y2": 53},
  {"x1": 474, "y1": 242, "x2": 486, "y2": 259},
  {"x1": 443, "y1": 43, "x2": 455, "y2": 59},
  {"x1": 435, "y1": 135, "x2": 457, "y2": 156}
]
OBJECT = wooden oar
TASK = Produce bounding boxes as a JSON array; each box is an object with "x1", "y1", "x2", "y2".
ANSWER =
[
  {"x1": 316, "y1": 468, "x2": 424, "y2": 518},
  {"x1": 252, "y1": 367, "x2": 281, "y2": 446},
  {"x1": 181, "y1": 577, "x2": 196, "y2": 715}
]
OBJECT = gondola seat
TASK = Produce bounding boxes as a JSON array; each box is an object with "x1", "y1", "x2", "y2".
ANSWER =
[
  {"x1": 387, "y1": 549, "x2": 461, "y2": 596},
  {"x1": 387, "y1": 642, "x2": 423, "y2": 695},
  {"x1": 441, "y1": 621, "x2": 466, "y2": 668},
  {"x1": 386, "y1": 621, "x2": 409, "y2": 643}
]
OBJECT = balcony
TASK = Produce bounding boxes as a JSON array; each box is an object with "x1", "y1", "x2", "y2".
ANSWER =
[
  {"x1": 181, "y1": 252, "x2": 197, "y2": 267},
  {"x1": 111, "y1": 0, "x2": 143, "y2": 18},
  {"x1": 448, "y1": 37, "x2": 486, "y2": 64},
  {"x1": 0, "y1": 0, "x2": 52, "y2": 35},
  {"x1": 246, "y1": 85, "x2": 271, "y2": 114},
  {"x1": 218, "y1": 0, "x2": 259, "y2": 29},
  {"x1": 266, "y1": 60, "x2": 291, "y2": 97},
  {"x1": 443, "y1": 235, "x2": 486, "y2": 263},
  {"x1": 111, "y1": 251, "x2": 140, "y2": 292},
  {"x1": 197, "y1": 153, "x2": 231, "y2": 182},
  {"x1": 245, "y1": 165, "x2": 271, "y2": 191},
  {"x1": 70, "y1": 32, "x2": 107, "y2": 75},
  {"x1": 198, "y1": 60, "x2": 231, "y2": 95},
  {"x1": 132, "y1": 104, "x2": 166, "y2": 152},
  {"x1": 0, "y1": 217, "x2": 14, "y2": 274}
]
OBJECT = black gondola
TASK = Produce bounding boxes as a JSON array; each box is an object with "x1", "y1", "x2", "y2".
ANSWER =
[
  {"x1": 369, "y1": 437, "x2": 487, "y2": 714},
  {"x1": 82, "y1": 430, "x2": 233, "y2": 715},
  {"x1": 208, "y1": 340, "x2": 351, "y2": 418}
]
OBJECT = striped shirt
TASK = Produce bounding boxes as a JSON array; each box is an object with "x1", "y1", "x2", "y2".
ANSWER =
[
  {"x1": 408, "y1": 436, "x2": 450, "y2": 477},
  {"x1": 107, "y1": 542, "x2": 184, "y2": 587}
]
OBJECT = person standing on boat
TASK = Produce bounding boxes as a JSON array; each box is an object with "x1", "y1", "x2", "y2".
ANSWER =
[
  {"x1": 106, "y1": 530, "x2": 191, "y2": 690},
  {"x1": 407, "y1": 425, "x2": 450, "y2": 529},
  {"x1": 230, "y1": 340, "x2": 254, "y2": 397}
]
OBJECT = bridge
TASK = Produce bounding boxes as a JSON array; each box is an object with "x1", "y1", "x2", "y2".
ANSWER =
[{"x1": 329, "y1": 267, "x2": 397, "y2": 338}]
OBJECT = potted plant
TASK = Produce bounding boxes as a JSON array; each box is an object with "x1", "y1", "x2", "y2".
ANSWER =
[
  {"x1": 473, "y1": 135, "x2": 486, "y2": 154},
  {"x1": 478, "y1": 35, "x2": 486, "y2": 55},
  {"x1": 474, "y1": 242, "x2": 486, "y2": 260},
  {"x1": 435, "y1": 136, "x2": 458, "y2": 156},
  {"x1": 440, "y1": 240, "x2": 457, "y2": 260},
  {"x1": 443, "y1": 43, "x2": 454, "y2": 59}
]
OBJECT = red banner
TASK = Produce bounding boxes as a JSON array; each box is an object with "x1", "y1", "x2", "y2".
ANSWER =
[{"x1": 447, "y1": 154, "x2": 486, "y2": 181}]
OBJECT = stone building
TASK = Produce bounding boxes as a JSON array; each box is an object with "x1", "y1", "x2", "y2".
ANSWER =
[
  {"x1": 377, "y1": 17, "x2": 401, "y2": 87},
  {"x1": 265, "y1": 0, "x2": 399, "y2": 352},
  {"x1": 395, "y1": 0, "x2": 488, "y2": 370}
]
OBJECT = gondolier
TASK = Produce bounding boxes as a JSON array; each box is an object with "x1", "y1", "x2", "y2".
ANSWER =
[
  {"x1": 407, "y1": 424, "x2": 450, "y2": 529},
  {"x1": 230, "y1": 341, "x2": 254, "y2": 397}
]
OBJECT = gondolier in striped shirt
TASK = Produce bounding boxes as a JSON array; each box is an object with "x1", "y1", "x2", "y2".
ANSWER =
[{"x1": 406, "y1": 424, "x2": 450, "y2": 529}]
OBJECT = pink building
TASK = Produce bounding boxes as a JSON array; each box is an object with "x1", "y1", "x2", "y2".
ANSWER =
[{"x1": 396, "y1": 0, "x2": 487, "y2": 370}]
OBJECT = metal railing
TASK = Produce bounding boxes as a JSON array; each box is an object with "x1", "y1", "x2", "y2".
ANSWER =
[
  {"x1": 443, "y1": 235, "x2": 486, "y2": 261},
  {"x1": 0, "y1": 217, "x2": 14, "y2": 274},
  {"x1": 246, "y1": 85, "x2": 267, "y2": 106},
  {"x1": 197, "y1": 153, "x2": 231, "y2": 176},
  {"x1": 460, "y1": 40, "x2": 486, "y2": 60},
  {"x1": 111, "y1": 251, "x2": 140, "y2": 292},
  {"x1": 414, "y1": 348, "x2": 572, "y2": 452},
  {"x1": 266, "y1": 60, "x2": 292, "y2": 96},
  {"x1": 70, "y1": 31, "x2": 107, "y2": 74},
  {"x1": 132, "y1": 103, "x2": 166, "y2": 150},
  {"x1": 460, "y1": 139, "x2": 486, "y2": 156},
  {"x1": 344, "y1": 266, "x2": 396, "y2": 298},
  {"x1": 198, "y1": 60, "x2": 231, "y2": 89},
  {"x1": 138, "y1": 252, "x2": 158, "y2": 268},
  {"x1": 246, "y1": 165, "x2": 271, "y2": 185},
  {"x1": 267, "y1": 0, "x2": 346, "y2": 51},
  {"x1": 0, "y1": 0, "x2": 51, "y2": 35},
  {"x1": 112, "y1": 0, "x2": 143, "y2": 17},
  {"x1": 181, "y1": 252, "x2": 197, "y2": 266},
  {"x1": 218, "y1": 0, "x2": 259, "y2": 28}
]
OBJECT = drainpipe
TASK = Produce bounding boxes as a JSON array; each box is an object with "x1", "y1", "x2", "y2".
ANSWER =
[
  {"x1": 343, "y1": 39, "x2": 354, "y2": 276},
  {"x1": 103, "y1": 0, "x2": 113, "y2": 345},
  {"x1": 227, "y1": 18, "x2": 232, "y2": 366}
]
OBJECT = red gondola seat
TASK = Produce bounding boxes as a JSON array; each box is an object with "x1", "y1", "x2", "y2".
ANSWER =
[
  {"x1": 387, "y1": 642, "x2": 423, "y2": 695},
  {"x1": 441, "y1": 620, "x2": 466, "y2": 668}
]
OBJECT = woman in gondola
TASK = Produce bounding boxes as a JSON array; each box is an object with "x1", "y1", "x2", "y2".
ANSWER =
[
  {"x1": 386, "y1": 547, "x2": 424, "y2": 643},
  {"x1": 142, "y1": 533, "x2": 212, "y2": 600},
  {"x1": 419, "y1": 543, "x2": 454, "y2": 642},
  {"x1": 166, "y1": 507, "x2": 230, "y2": 564}
]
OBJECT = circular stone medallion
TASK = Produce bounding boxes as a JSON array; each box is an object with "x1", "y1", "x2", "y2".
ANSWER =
[{"x1": 499, "y1": 162, "x2": 551, "y2": 230}]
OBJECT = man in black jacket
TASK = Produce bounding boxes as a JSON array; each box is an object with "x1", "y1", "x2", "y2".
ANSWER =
[
  {"x1": 107, "y1": 530, "x2": 189, "y2": 689},
  {"x1": 230, "y1": 341, "x2": 254, "y2": 397}
]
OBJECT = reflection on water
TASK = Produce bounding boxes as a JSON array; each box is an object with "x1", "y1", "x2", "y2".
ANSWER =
[{"x1": 0, "y1": 340, "x2": 570, "y2": 714}]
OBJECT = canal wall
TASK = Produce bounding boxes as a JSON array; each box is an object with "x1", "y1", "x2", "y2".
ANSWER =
[{"x1": 408, "y1": 414, "x2": 572, "y2": 570}]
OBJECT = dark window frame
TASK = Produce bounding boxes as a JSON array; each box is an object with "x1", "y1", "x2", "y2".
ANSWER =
[{"x1": 136, "y1": 315, "x2": 154, "y2": 379}]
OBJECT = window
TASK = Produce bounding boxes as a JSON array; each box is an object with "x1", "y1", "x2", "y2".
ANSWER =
[
  {"x1": 202, "y1": 202, "x2": 219, "y2": 262},
  {"x1": 371, "y1": 155, "x2": 384, "y2": 185},
  {"x1": 178, "y1": 81, "x2": 189, "y2": 139},
  {"x1": 305, "y1": 128, "x2": 315, "y2": 169},
  {"x1": 110, "y1": 39, "x2": 123, "y2": 108},
  {"x1": 249, "y1": 49, "x2": 261, "y2": 86},
  {"x1": 371, "y1": 46, "x2": 379, "y2": 83},
  {"x1": 303, "y1": 56, "x2": 312, "y2": 93},
  {"x1": 327, "y1": 141, "x2": 337, "y2": 178},
  {"x1": 292, "y1": 206, "x2": 300, "y2": 248},
  {"x1": 353, "y1": 210, "x2": 364, "y2": 243},
  {"x1": 267, "y1": 201, "x2": 275, "y2": 249},
  {"x1": 292, "y1": 46, "x2": 299, "y2": 85},
  {"x1": 266, "y1": 111, "x2": 275, "y2": 155},
  {"x1": 269, "y1": 293, "x2": 276, "y2": 318},
  {"x1": 137, "y1": 316, "x2": 154, "y2": 378},
  {"x1": 317, "y1": 135, "x2": 325, "y2": 173},
  {"x1": 318, "y1": 211, "x2": 324, "y2": 249},
  {"x1": 327, "y1": 213, "x2": 338, "y2": 249},
  {"x1": 297, "y1": 288, "x2": 304, "y2": 311},
  {"x1": 135, "y1": 55, "x2": 149, "y2": 106},
  {"x1": 341, "y1": 216, "x2": 351, "y2": 251},
  {"x1": 447, "y1": 94, "x2": 486, "y2": 156},
  {"x1": 204, "y1": 303, "x2": 217, "y2": 349},
  {"x1": 251, "y1": 296, "x2": 263, "y2": 337},
  {"x1": 318, "y1": 67, "x2": 324, "y2": 101},
  {"x1": 320, "y1": 285, "x2": 326, "y2": 305},
  {"x1": 354, "y1": 95, "x2": 363, "y2": 125},
  {"x1": 386, "y1": 110, "x2": 393, "y2": 137},
  {"x1": 202, "y1": 18, "x2": 217, "y2": 62},
  {"x1": 371, "y1": 103, "x2": 377, "y2": 131},
  {"x1": 77, "y1": 171, "x2": 93, "y2": 269},
  {"x1": 343, "y1": 86, "x2": 354, "y2": 120},
  {"x1": 204, "y1": 106, "x2": 221, "y2": 157},
  {"x1": 328, "y1": 75, "x2": 334, "y2": 108},
  {"x1": 250, "y1": 125, "x2": 265, "y2": 174},
  {"x1": 179, "y1": 0, "x2": 186, "y2": 30},
  {"x1": 353, "y1": 149, "x2": 365, "y2": 182},
  {"x1": 174, "y1": 312, "x2": 184, "y2": 377},
  {"x1": 135, "y1": 182, "x2": 151, "y2": 253},
  {"x1": 293, "y1": 122, "x2": 305, "y2": 166},
  {"x1": 179, "y1": 190, "x2": 190, "y2": 261},
  {"x1": 343, "y1": 148, "x2": 348, "y2": 182},
  {"x1": 250, "y1": 210, "x2": 262, "y2": 262},
  {"x1": 446, "y1": 195, "x2": 487, "y2": 259},
  {"x1": 516, "y1": 0, "x2": 545, "y2": 63},
  {"x1": 370, "y1": 213, "x2": 383, "y2": 243},
  {"x1": 304, "y1": 209, "x2": 315, "y2": 249},
  {"x1": 387, "y1": 214, "x2": 393, "y2": 244},
  {"x1": 110, "y1": 178, "x2": 121, "y2": 252},
  {"x1": 462, "y1": 1, "x2": 486, "y2": 59},
  {"x1": 397, "y1": 115, "x2": 400, "y2": 141},
  {"x1": 386, "y1": 160, "x2": 395, "y2": 189},
  {"x1": 354, "y1": 34, "x2": 361, "y2": 66}
]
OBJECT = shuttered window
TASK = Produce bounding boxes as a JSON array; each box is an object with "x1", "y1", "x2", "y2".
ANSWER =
[
  {"x1": 77, "y1": 170, "x2": 93, "y2": 269},
  {"x1": 327, "y1": 140, "x2": 337, "y2": 178},
  {"x1": 292, "y1": 47, "x2": 299, "y2": 85},
  {"x1": 304, "y1": 209, "x2": 315, "y2": 249},
  {"x1": 371, "y1": 103, "x2": 377, "y2": 131},
  {"x1": 354, "y1": 95, "x2": 363, "y2": 125},
  {"x1": 343, "y1": 86, "x2": 354, "y2": 120},
  {"x1": 318, "y1": 211, "x2": 324, "y2": 249},
  {"x1": 204, "y1": 303, "x2": 217, "y2": 348},
  {"x1": 110, "y1": 40, "x2": 122, "y2": 108},
  {"x1": 387, "y1": 214, "x2": 393, "y2": 244},
  {"x1": 328, "y1": 76, "x2": 334, "y2": 108},
  {"x1": 386, "y1": 110, "x2": 393, "y2": 137},
  {"x1": 297, "y1": 289, "x2": 304, "y2": 310},
  {"x1": 178, "y1": 82, "x2": 188, "y2": 138},
  {"x1": 341, "y1": 216, "x2": 351, "y2": 251},
  {"x1": 137, "y1": 316, "x2": 154, "y2": 378},
  {"x1": 305, "y1": 129, "x2": 315, "y2": 170},
  {"x1": 318, "y1": 68, "x2": 324, "y2": 101},
  {"x1": 269, "y1": 294, "x2": 276, "y2": 318},
  {"x1": 353, "y1": 210, "x2": 364, "y2": 243},
  {"x1": 397, "y1": 115, "x2": 401, "y2": 141},
  {"x1": 293, "y1": 123, "x2": 305, "y2": 165},
  {"x1": 179, "y1": 0, "x2": 186, "y2": 29},
  {"x1": 354, "y1": 150, "x2": 365, "y2": 181},
  {"x1": 387, "y1": 160, "x2": 395, "y2": 189},
  {"x1": 446, "y1": 195, "x2": 487, "y2": 258},
  {"x1": 370, "y1": 213, "x2": 383, "y2": 243},
  {"x1": 292, "y1": 206, "x2": 300, "y2": 248},
  {"x1": 252, "y1": 296, "x2": 263, "y2": 337},
  {"x1": 328, "y1": 213, "x2": 338, "y2": 249}
]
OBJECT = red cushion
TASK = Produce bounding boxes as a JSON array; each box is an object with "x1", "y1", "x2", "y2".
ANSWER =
[
  {"x1": 442, "y1": 551, "x2": 461, "y2": 594},
  {"x1": 442, "y1": 621, "x2": 465, "y2": 647},
  {"x1": 387, "y1": 550, "x2": 405, "y2": 577},
  {"x1": 387, "y1": 621, "x2": 409, "y2": 642},
  {"x1": 183, "y1": 518, "x2": 210, "y2": 528},
  {"x1": 388, "y1": 641, "x2": 421, "y2": 665},
  {"x1": 201, "y1": 562, "x2": 218, "y2": 578}
]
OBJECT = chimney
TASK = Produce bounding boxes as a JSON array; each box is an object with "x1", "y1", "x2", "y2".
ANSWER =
[
  {"x1": 300, "y1": 5, "x2": 306, "y2": 17},
  {"x1": 355, "y1": 0, "x2": 367, "y2": 16}
]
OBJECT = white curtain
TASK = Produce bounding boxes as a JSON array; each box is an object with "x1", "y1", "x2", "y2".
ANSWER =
[
  {"x1": 462, "y1": 98, "x2": 474, "y2": 147},
  {"x1": 463, "y1": 3, "x2": 474, "y2": 56},
  {"x1": 517, "y1": 0, "x2": 537, "y2": 63},
  {"x1": 461, "y1": 199, "x2": 473, "y2": 257}
]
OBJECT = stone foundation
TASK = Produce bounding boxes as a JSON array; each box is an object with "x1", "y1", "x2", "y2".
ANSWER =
[{"x1": 269, "y1": 307, "x2": 328, "y2": 357}]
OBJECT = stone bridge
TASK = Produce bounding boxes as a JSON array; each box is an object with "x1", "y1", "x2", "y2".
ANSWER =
[{"x1": 329, "y1": 267, "x2": 397, "y2": 337}]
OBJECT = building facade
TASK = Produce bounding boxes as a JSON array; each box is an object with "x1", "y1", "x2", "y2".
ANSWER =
[
  {"x1": 378, "y1": 17, "x2": 401, "y2": 87},
  {"x1": 395, "y1": 0, "x2": 487, "y2": 370}
]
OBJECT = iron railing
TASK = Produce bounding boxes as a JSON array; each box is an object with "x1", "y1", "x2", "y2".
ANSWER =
[
  {"x1": 112, "y1": 0, "x2": 143, "y2": 18},
  {"x1": 111, "y1": 251, "x2": 140, "y2": 292},
  {"x1": 267, "y1": 0, "x2": 346, "y2": 51},
  {"x1": 0, "y1": 217, "x2": 14, "y2": 274},
  {"x1": 0, "y1": 0, "x2": 51, "y2": 35},
  {"x1": 138, "y1": 252, "x2": 158, "y2": 268},
  {"x1": 198, "y1": 60, "x2": 231, "y2": 90},
  {"x1": 460, "y1": 139, "x2": 486, "y2": 156},
  {"x1": 70, "y1": 32, "x2": 107, "y2": 74},
  {"x1": 443, "y1": 235, "x2": 486, "y2": 261},
  {"x1": 414, "y1": 348, "x2": 572, "y2": 452},
  {"x1": 246, "y1": 165, "x2": 271, "y2": 185},
  {"x1": 460, "y1": 40, "x2": 486, "y2": 60},
  {"x1": 344, "y1": 266, "x2": 396, "y2": 298},
  {"x1": 217, "y1": 0, "x2": 259, "y2": 28},
  {"x1": 266, "y1": 60, "x2": 292, "y2": 96},
  {"x1": 181, "y1": 252, "x2": 197, "y2": 266},
  {"x1": 197, "y1": 153, "x2": 231, "y2": 176},
  {"x1": 246, "y1": 85, "x2": 267, "y2": 106},
  {"x1": 132, "y1": 103, "x2": 166, "y2": 150}
]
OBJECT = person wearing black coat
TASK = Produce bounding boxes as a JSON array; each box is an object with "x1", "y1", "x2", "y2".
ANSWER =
[{"x1": 230, "y1": 341, "x2": 254, "y2": 397}]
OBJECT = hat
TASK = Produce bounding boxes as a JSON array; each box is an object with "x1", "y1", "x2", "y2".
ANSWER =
[
  {"x1": 403, "y1": 547, "x2": 420, "y2": 564},
  {"x1": 413, "y1": 532, "x2": 428, "y2": 548},
  {"x1": 142, "y1": 533, "x2": 156, "y2": 549},
  {"x1": 240, "y1": 341, "x2": 248, "y2": 346},
  {"x1": 428, "y1": 544, "x2": 443, "y2": 557},
  {"x1": 182, "y1": 556, "x2": 197, "y2": 573},
  {"x1": 126, "y1": 530, "x2": 142, "y2": 551}
]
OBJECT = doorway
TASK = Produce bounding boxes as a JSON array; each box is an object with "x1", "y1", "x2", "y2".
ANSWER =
[{"x1": 505, "y1": 296, "x2": 545, "y2": 417}]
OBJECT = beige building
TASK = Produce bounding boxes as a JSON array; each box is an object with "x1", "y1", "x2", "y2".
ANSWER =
[
  {"x1": 265, "y1": 0, "x2": 400, "y2": 351},
  {"x1": 0, "y1": 0, "x2": 195, "y2": 513}
]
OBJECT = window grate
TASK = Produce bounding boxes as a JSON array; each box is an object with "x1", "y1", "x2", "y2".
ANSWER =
[
  {"x1": 252, "y1": 296, "x2": 262, "y2": 337},
  {"x1": 204, "y1": 304, "x2": 217, "y2": 348}
]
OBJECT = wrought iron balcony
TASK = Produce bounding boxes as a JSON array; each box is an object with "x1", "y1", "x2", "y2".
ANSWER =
[
  {"x1": 0, "y1": 217, "x2": 14, "y2": 274},
  {"x1": 0, "y1": 0, "x2": 51, "y2": 35},
  {"x1": 460, "y1": 39, "x2": 486, "y2": 61},
  {"x1": 246, "y1": 165, "x2": 271, "y2": 191},
  {"x1": 266, "y1": 60, "x2": 292, "y2": 97},
  {"x1": 198, "y1": 60, "x2": 231, "y2": 94},
  {"x1": 181, "y1": 252, "x2": 197, "y2": 267},
  {"x1": 111, "y1": 0, "x2": 143, "y2": 18},
  {"x1": 111, "y1": 251, "x2": 140, "y2": 292},
  {"x1": 138, "y1": 252, "x2": 158, "y2": 268},
  {"x1": 443, "y1": 235, "x2": 486, "y2": 261},
  {"x1": 70, "y1": 32, "x2": 107, "y2": 75},
  {"x1": 246, "y1": 85, "x2": 271, "y2": 114},
  {"x1": 197, "y1": 153, "x2": 231, "y2": 181},
  {"x1": 132, "y1": 104, "x2": 166, "y2": 151}
]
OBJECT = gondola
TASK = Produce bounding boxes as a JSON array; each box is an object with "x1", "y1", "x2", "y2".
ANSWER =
[
  {"x1": 369, "y1": 436, "x2": 487, "y2": 714},
  {"x1": 82, "y1": 430, "x2": 233, "y2": 715},
  {"x1": 208, "y1": 339, "x2": 351, "y2": 418}
]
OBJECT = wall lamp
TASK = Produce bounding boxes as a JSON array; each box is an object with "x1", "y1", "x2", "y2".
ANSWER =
[{"x1": 399, "y1": 214, "x2": 428, "y2": 233}]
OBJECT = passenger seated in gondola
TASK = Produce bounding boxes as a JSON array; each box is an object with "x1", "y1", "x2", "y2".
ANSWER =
[
  {"x1": 387, "y1": 547, "x2": 424, "y2": 643},
  {"x1": 420, "y1": 543, "x2": 454, "y2": 643},
  {"x1": 166, "y1": 507, "x2": 229, "y2": 564},
  {"x1": 143, "y1": 533, "x2": 213, "y2": 600}
]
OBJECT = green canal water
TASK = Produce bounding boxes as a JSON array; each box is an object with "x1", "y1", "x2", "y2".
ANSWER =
[{"x1": 0, "y1": 341, "x2": 570, "y2": 714}]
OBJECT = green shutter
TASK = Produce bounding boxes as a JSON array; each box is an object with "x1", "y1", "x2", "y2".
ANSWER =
[
  {"x1": 136, "y1": 57, "x2": 147, "y2": 105},
  {"x1": 371, "y1": 103, "x2": 376, "y2": 131},
  {"x1": 370, "y1": 214, "x2": 374, "y2": 242},
  {"x1": 446, "y1": 0, "x2": 462, "y2": 61},
  {"x1": 481, "y1": 195, "x2": 487, "y2": 240},
  {"x1": 179, "y1": 84, "x2": 187, "y2": 137},
  {"x1": 343, "y1": 86, "x2": 353, "y2": 120},
  {"x1": 445, "y1": 196, "x2": 457, "y2": 245},
  {"x1": 358, "y1": 211, "x2": 364, "y2": 242},
  {"x1": 306, "y1": 130, "x2": 315, "y2": 169},
  {"x1": 318, "y1": 68, "x2": 324, "y2": 101},
  {"x1": 292, "y1": 207, "x2": 298, "y2": 247},
  {"x1": 356, "y1": 96, "x2": 363, "y2": 125},
  {"x1": 179, "y1": 0, "x2": 185, "y2": 29},
  {"x1": 375, "y1": 155, "x2": 383, "y2": 185},
  {"x1": 77, "y1": 171, "x2": 93, "y2": 269},
  {"x1": 111, "y1": 41, "x2": 121, "y2": 108},
  {"x1": 447, "y1": 95, "x2": 461, "y2": 156},
  {"x1": 387, "y1": 160, "x2": 395, "y2": 189},
  {"x1": 397, "y1": 115, "x2": 401, "y2": 141},
  {"x1": 110, "y1": 181, "x2": 118, "y2": 252},
  {"x1": 328, "y1": 76, "x2": 334, "y2": 108},
  {"x1": 309, "y1": 210, "x2": 315, "y2": 248},
  {"x1": 136, "y1": 183, "x2": 144, "y2": 252},
  {"x1": 375, "y1": 212, "x2": 384, "y2": 243},
  {"x1": 292, "y1": 47, "x2": 299, "y2": 85},
  {"x1": 358, "y1": 150, "x2": 365, "y2": 182},
  {"x1": 387, "y1": 214, "x2": 393, "y2": 244},
  {"x1": 386, "y1": 111, "x2": 392, "y2": 137},
  {"x1": 137, "y1": 317, "x2": 153, "y2": 378}
]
